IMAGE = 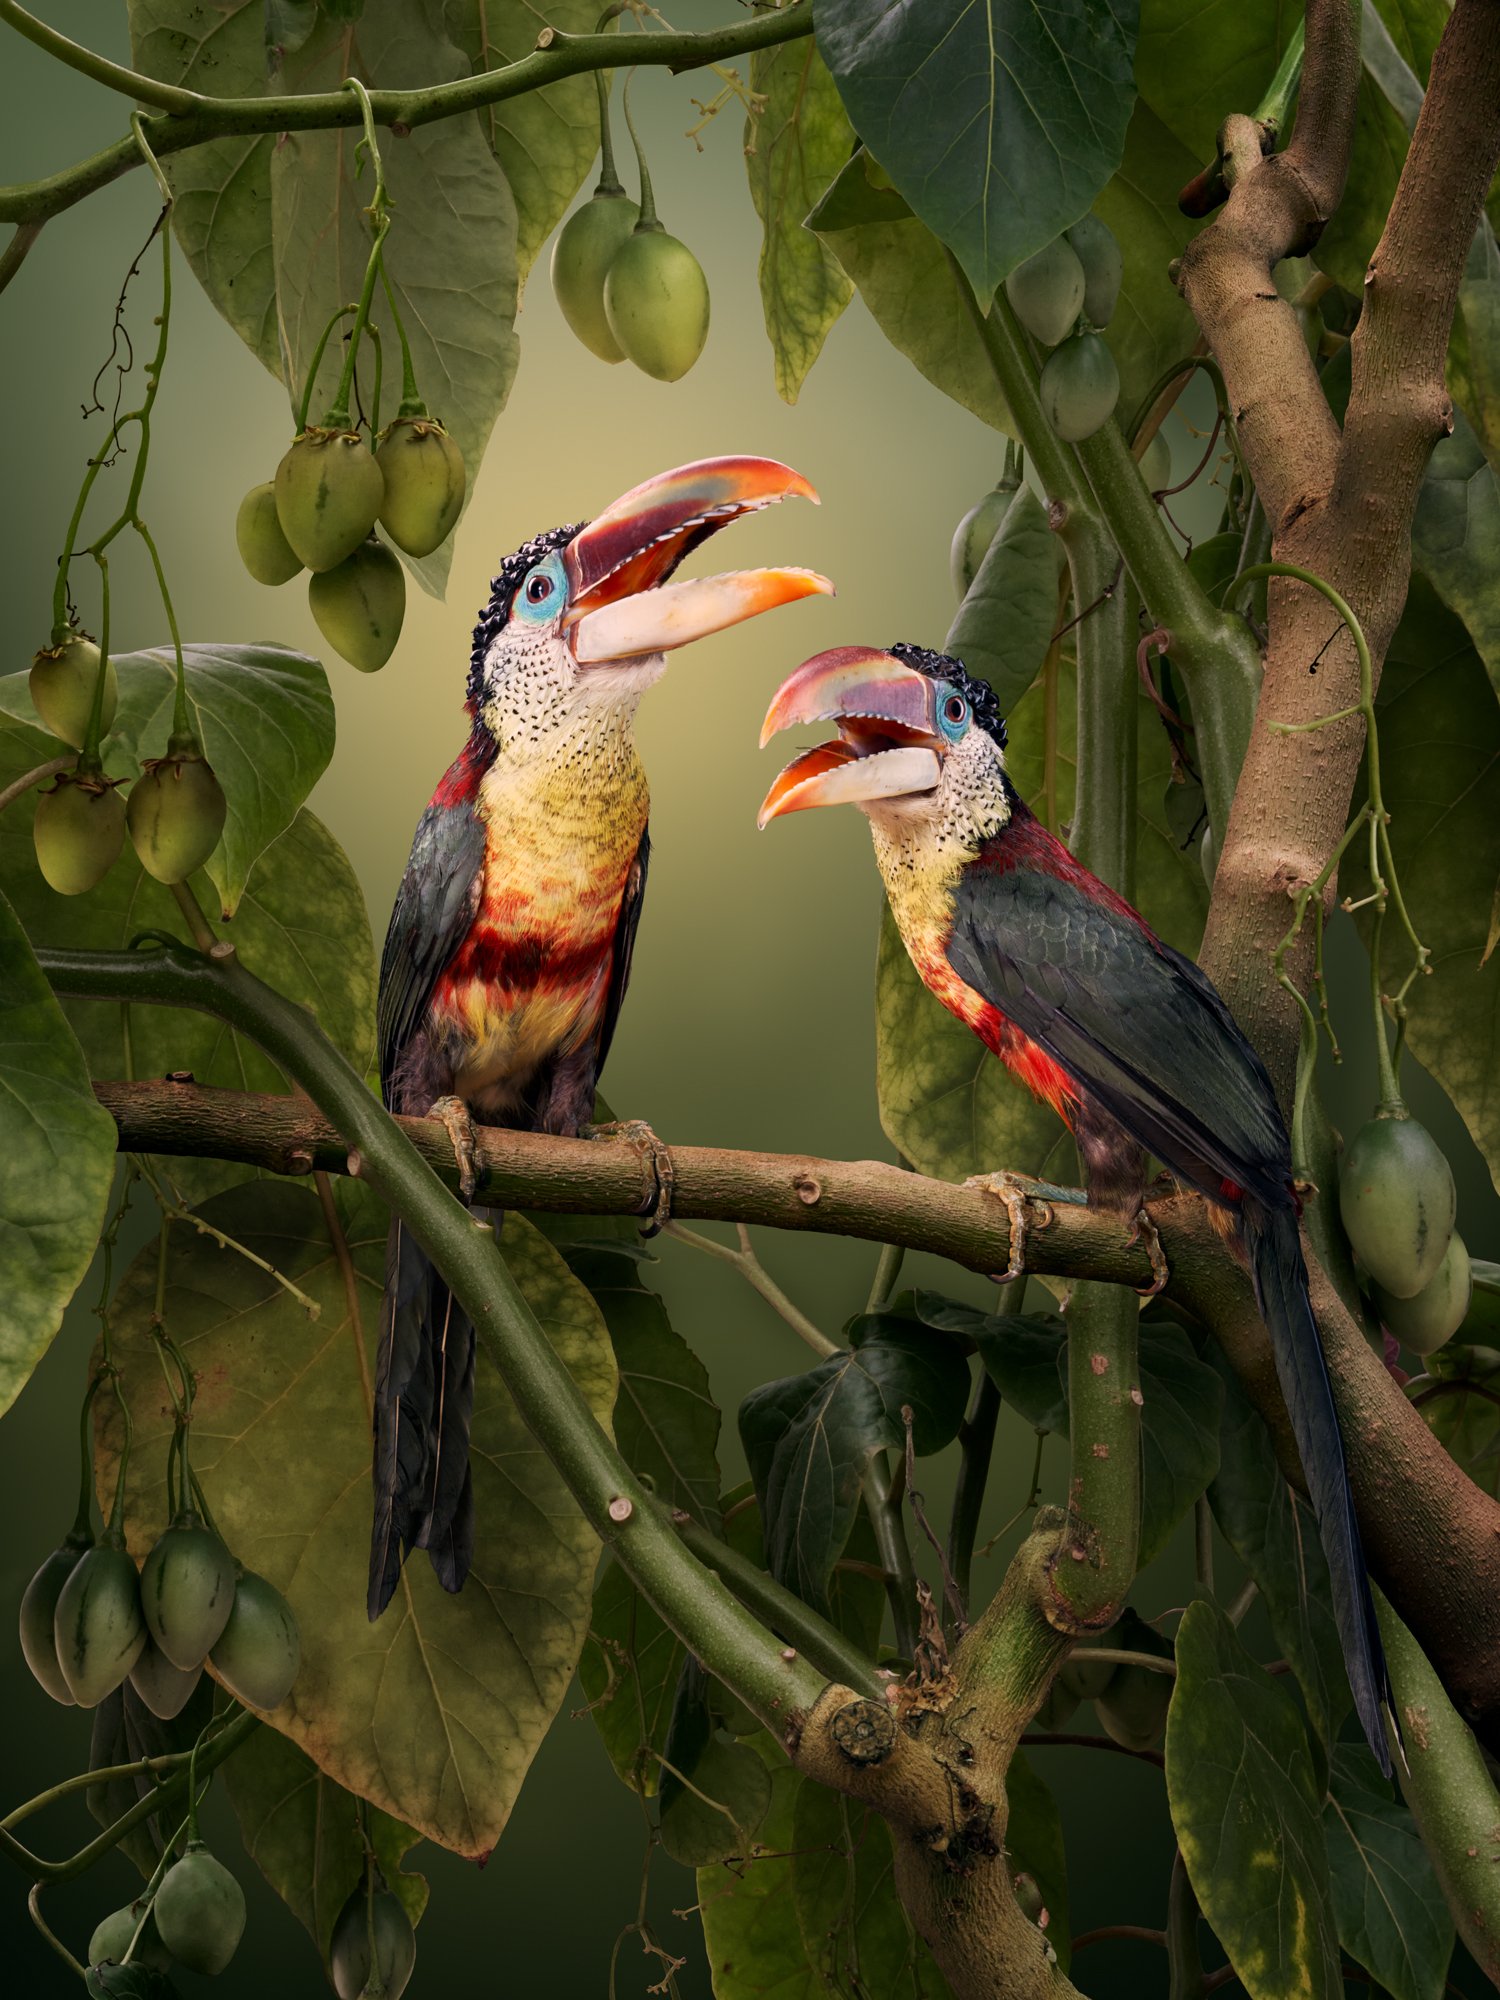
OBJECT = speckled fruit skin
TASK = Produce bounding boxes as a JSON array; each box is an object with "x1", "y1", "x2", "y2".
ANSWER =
[
  {"x1": 139, "y1": 1513, "x2": 236, "y2": 1670},
  {"x1": 604, "y1": 227, "x2": 711, "y2": 382},
  {"x1": 1339, "y1": 1112, "x2": 1457, "y2": 1298},
  {"x1": 30, "y1": 635, "x2": 116, "y2": 749},
  {"x1": 19, "y1": 1535, "x2": 92, "y2": 1704},
  {"x1": 551, "y1": 190, "x2": 641, "y2": 362},
  {"x1": 330, "y1": 1880, "x2": 417, "y2": 2000},
  {"x1": 53, "y1": 1538, "x2": 147, "y2": 1706},
  {"x1": 274, "y1": 428, "x2": 384, "y2": 572},
  {"x1": 1372, "y1": 1230, "x2": 1472, "y2": 1355},
  {"x1": 126, "y1": 754, "x2": 227, "y2": 886},
  {"x1": 376, "y1": 418, "x2": 467, "y2": 557},
  {"x1": 235, "y1": 482, "x2": 303, "y2": 585},
  {"x1": 33, "y1": 777, "x2": 125, "y2": 896},
  {"x1": 153, "y1": 1844, "x2": 246, "y2": 1976},
  {"x1": 1004, "y1": 236, "x2": 1087, "y2": 347},
  {"x1": 950, "y1": 483, "x2": 1015, "y2": 601},
  {"x1": 210, "y1": 1569, "x2": 300, "y2": 1710},
  {"x1": 1039, "y1": 332, "x2": 1121, "y2": 442},
  {"x1": 308, "y1": 538, "x2": 407, "y2": 672},
  {"x1": 1065, "y1": 213, "x2": 1123, "y2": 327}
]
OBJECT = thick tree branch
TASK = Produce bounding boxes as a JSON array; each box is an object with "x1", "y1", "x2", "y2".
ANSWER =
[{"x1": 0, "y1": 5, "x2": 814, "y2": 230}]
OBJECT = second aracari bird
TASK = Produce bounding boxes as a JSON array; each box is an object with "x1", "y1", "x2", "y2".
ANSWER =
[
  {"x1": 758, "y1": 640, "x2": 1395, "y2": 1772},
  {"x1": 369, "y1": 456, "x2": 830, "y2": 1618}
]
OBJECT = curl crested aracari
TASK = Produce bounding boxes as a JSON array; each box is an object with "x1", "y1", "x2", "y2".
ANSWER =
[
  {"x1": 369, "y1": 457, "x2": 830, "y2": 1619},
  {"x1": 758, "y1": 641, "x2": 1395, "y2": 1772}
]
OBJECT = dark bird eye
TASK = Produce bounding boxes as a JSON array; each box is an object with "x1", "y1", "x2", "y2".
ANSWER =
[
  {"x1": 526, "y1": 574, "x2": 553, "y2": 604},
  {"x1": 944, "y1": 694, "x2": 967, "y2": 724}
]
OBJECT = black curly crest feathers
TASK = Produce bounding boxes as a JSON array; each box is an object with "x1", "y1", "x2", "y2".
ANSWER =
[
  {"x1": 466, "y1": 522, "x2": 583, "y2": 702},
  {"x1": 888, "y1": 642, "x2": 1008, "y2": 749}
]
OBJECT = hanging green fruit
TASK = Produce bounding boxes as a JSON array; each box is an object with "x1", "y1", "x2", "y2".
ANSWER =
[
  {"x1": 1056, "y1": 1625, "x2": 1120, "y2": 1703},
  {"x1": 375, "y1": 416, "x2": 466, "y2": 557},
  {"x1": 1065, "y1": 214, "x2": 1123, "y2": 328},
  {"x1": 1033, "y1": 1678, "x2": 1080, "y2": 1731},
  {"x1": 329, "y1": 1873, "x2": 417, "y2": 2000},
  {"x1": 308, "y1": 537, "x2": 407, "y2": 672},
  {"x1": 33, "y1": 772, "x2": 126, "y2": 897},
  {"x1": 553, "y1": 192, "x2": 641, "y2": 362},
  {"x1": 19, "y1": 1530, "x2": 93, "y2": 1704},
  {"x1": 274, "y1": 428, "x2": 385, "y2": 573},
  {"x1": 1004, "y1": 237, "x2": 1086, "y2": 347},
  {"x1": 126, "y1": 743, "x2": 228, "y2": 886},
  {"x1": 139, "y1": 1510, "x2": 236, "y2": 1670},
  {"x1": 129, "y1": 1636, "x2": 204, "y2": 1721},
  {"x1": 1339, "y1": 1111, "x2": 1456, "y2": 1299},
  {"x1": 235, "y1": 482, "x2": 303, "y2": 586},
  {"x1": 52, "y1": 1529, "x2": 147, "y2": 1706},
  {"x1": 210, "y1": 1568, "x2": 301, "y2": 1711},
  {"x1": 30, "y1": 633, "x2": 117, "y2": 749},
  {"x1": 88, "y1": 1902, "x2": 175, "y2": 1974},
  {"x1": 1370, "y1": 1230, "x2": 1472, "y2": 1355},
  {"x1": 1040, "y1": 332, "x2": 1121, "y2": 442},
  {"x1": 950, "y1": 445, "x2": 1023, "y2": 602},
  {"x1": 1092, "y1": 1608, "x2": 1173, "y2": 1752},
  {"x1": 603, "y1": 71, "x2": 710, "y2": 382},
  {"x1": 152, "y1": 1843, "x2": 246, "y2": 1976}
]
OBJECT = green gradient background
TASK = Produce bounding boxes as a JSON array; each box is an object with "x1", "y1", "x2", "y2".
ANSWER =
[{"x1": 3, "y1": 7, "x2": 1496, "y2": 1996}]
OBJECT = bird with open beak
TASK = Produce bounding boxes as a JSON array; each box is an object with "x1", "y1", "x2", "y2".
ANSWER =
[
  {"x1": 369, "y1": 456, "x2": 830, "y2": 1619},
  {"x1": 758, "y1": 639, "x2": 1396, "y2": 1775}
]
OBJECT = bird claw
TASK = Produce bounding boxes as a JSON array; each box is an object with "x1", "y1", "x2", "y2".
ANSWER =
[
  {"x1": 428, "y1": 1094, "x2": 481, "y2": 1204},
  {"x1": 963, "y1": 1171, "x2": 1058, "y2": 1283},
  {"x1": 586, "y1": 1118, "x2": 675, "y2": 1237},
  {"x1": 1128, "y1": 1205, "x2": 1170, "y2": 1297}
]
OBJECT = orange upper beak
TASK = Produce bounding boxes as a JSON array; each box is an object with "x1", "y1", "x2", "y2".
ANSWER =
[{"x1": 757, "y1": 647, "x2": 947, "y2": 826}]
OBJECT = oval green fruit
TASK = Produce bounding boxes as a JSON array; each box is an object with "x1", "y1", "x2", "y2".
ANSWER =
[
  {"x1": 308, "y1": 538, "x2": 406, "y2": 672},
  {"x1": 1057, "y1": 1626, "x2": 1120, "y2": 1703},
  {"x1": 1339, "y1": 1112, "x2": 1457, "y2": 1298},
  {"x1": 153, "y1": 1842, "x2": 245, "y2": 1976},
  {"x1": 30, "y1": 635, "x2": 116, "y2": 749},
  {"x1": 1065, "y1": 214, "x2": 1123, "y2": 328},
  {"x1": 274, "y1": 428, "x2": 384, "y2": 572},
  {"x1": 376, "y1": 418, "x2": 466, "y2": 558},
  {"x1": 235, "y1": 481, "x2": 302, "y2": 586},
  {"x1": 950, "y1": 483, "x2": 1015, "y2": 602},
  {"x1": 1004, "y1": 236, "x2": 1087, "y2": 347},
  {"x1": 604, "y1": 226, "x2": 711, "y2": 383},
  {"x1": 129, "y1": 1636, "x2": 204, "y2": 1720},
  {"x1": 210, "y1": 1568, "x2": 300, "y2": 1710},
  {"x1": 88, "y1": 1901, "x2": 174, "y2": 1973},
  {"x1": 1093, "y1": 1608, "x2": 1172, "y2": 1753},
  {"x1": 551, "y1": 190, "x2": 641, "y2": 362},
  {"x1": 53, "y1": 1536, "x2": 146, "y2": 1706},
  {"x1": 33, "y1": 776, "x2": 126, "y2": 896},
  {"x1": 126, "y1": 753, "x2": 227, "y2": 886},
  {"x1": 140, "y1": 1512, "x2": 236, "y2": 1670},
  {"x1": 1033, "y1": 1678, "x2": 1080, "y2": 1731},
  {"x1": 19, "y1": 1533, "x2": 92, "y2": 1704},
  {"x1": 1372, "y1": 1230, "x2": 1472, "y2": 1356},
  {"x1": 330, "y1": 1879, "x2": 417, "y2": 2000},
  {"x1": 1040, "y1": 331, "x2": 1121, "y2": 442}
]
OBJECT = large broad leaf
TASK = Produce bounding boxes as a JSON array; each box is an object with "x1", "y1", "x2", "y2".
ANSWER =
[
  {"x1": 1453, "y1": 225, "x2": 1500, "y2": 468},
  {"x1": 946, "y1": 484, "x2": 1064, "y2": 714},
  {"x1": 1322, "y1": 1742, "x2": 1454, "y2": 2000},
  {"x1": 222, "y1": 1726, "x2": 428, "y2": 1960},
  {"x1": 1412, "y1": 1342, "x2": 1500, "y2": 1498},
  {"x1": 660, "y1": 1734, "x2": 773, "y2": 1866},
  {"x1": 0, "y1": 888, "x2": 117, "y2": 1417},
  {"x1": 699, "y1": 1765, "x2": 820, "y2": 2000},
  {"x1": 0, "y1": 640, "x2": 335, "y2": 918},
  {"x1": 94, "y1": 1182, "x2": 616, "y2": 1857},
  {"x1": 745, "y1": 36, "x2": 856, "y2": 403},
  {"x1": 738, "y1": 1314, "x2": 970, "y2": 1613},
  {"x1": 1411, "y1": 403, "x2": 1500, "y2": 695},
  {"x1": 440, "y1": 1, "x2": 604, "y2": 282},
  {"x1": 1167, "y1": 1600, "x2": 1342, "y2": 2000},
  {"x1": 1344, "y1": 577, "x2": 1500, "y2": 1190},
  {"x1": 578, "y1": 1557, "x2": 685, "y2": 1798},
  {"x1": 790, "y1": 1783, "x2": 955, "y2": 1994},
  {"x1": 88, "y1": 1675, "x2": 217, "y2": 1880},
  {"x1": 816, "y1": 0, "x2": 1139, "y2": 299},
  {"x1": 1092, "y1": 102, "x2": 1200, "y2": 426},
  {"x1": 1204, "y1": 1347, "x2": 1352, "y2": 1753}
]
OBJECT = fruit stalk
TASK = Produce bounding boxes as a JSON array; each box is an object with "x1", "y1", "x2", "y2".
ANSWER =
[
  {"x1": 592, "y1": 5, "x2": 629, "y2": 197},
  {"x1": 619, "y1": 68, "x2": 660, "y2": 232},
  {"x1": 379, "y1": 264, "x2": 422, "y2": 419},
  {"x1": 322, "y1": 78, "x2": 392, "y2": 432},
  {"x1": 297, "y1": 303, "x2": 358, "y2": 433}
]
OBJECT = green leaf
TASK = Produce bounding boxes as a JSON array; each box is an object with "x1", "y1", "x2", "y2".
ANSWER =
[
  {"x1": 790, "y1": 1783, "x2": 955, "y2": 1993},
  {"x1": 440, "y1": 1, "x2": 604, "y2": 281},
  {"x1": 738, "y1": 1319, "x2": 970, "y2": 1613},
  {"x1": 1412, "y1": 1343, "x2": 1500, "y2": 1497},
  {"x1": 88, "y1": 1674, "x2": 217, "y2": 1881},
  {"x1": 946, "y1": 484, "x2": 1064, "y2": 714},
  {"x1": 1091, "y1": 102, "x2": 1200, "y2": 425},
  {"x1": 94, "y1": 1183, "x2": 616, "y2": 1857},
  {"x1": 1451, "y1": 226, "x2": 1500, "y2": 468},
  {"x1": 1322, "y1": 1742, "x2": 1454, "y2": 2000},
  {"x1": 699, "y1": 1765, "x2": 820, "y2": 2000},
  {"x1": 578, "y1": 1557, "x2": 684, "y2": 1797},
  {"x1": 745, "y1": 36, "x2": 856, "y2": 403},
  {"x1": 816, "y1": 0, "x2": 1139, "y2": 300},
  {"x1": 1314, "y1": 70, "x2": 1411, "y2": 297},
  {"x1": 0, "y1": 640, "x2": 335, "y2": 919},
  {"x1": 1412, "y1": 403, "x2": 1500, "y2": 695},
  {"x1": 659, "y1": 1735, "x2": 773, "y2": 1866},
  {"x1": 1167, "y1": 1600, "x2": 1342, "y2": 2000},
  {"x1": 1344, "y1": 576, "x2": 1500, "y2": 1187},
  {"x1": 1204, "y1": 1346, "x2": 1352, "y2": 1752},
  {"x1": 222, "y1": 1725, "x2": 428, "y2": 1960},
  {"x1": 0, "y1": 887, "x2": 117, "y2": 1417}
]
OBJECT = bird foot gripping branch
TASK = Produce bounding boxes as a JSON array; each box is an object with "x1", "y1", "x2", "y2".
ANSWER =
[
  {"x1": 961, "y1": 1169, "x2": 1082, "y2": 1282},
  {"x1": 585, "y1": 1117, "x2": 676, "y2": 1234}
]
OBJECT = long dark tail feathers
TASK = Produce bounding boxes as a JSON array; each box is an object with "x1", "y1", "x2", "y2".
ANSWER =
[
  {"x1": 367, "y1": 1217, "x2": 477, "y2": 1620},
  {"x1": 1240, "y1": 1197, "x2": 1398, "y2": 1774}
]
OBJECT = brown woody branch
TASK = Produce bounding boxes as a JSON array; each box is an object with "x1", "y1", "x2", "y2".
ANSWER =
[{"x1": 93, "y1": 1076, "x2": 1500, "y2": 1748}]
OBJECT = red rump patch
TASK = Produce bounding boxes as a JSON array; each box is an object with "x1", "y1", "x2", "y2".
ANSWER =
[
  {"x1": 999, "y1": 1024, "x2": 1077, "y2": 1124},
  {"x1": 430, "y1": 722, "x2": 494, "y2": 809},
  {"x1": 1220, "y1": 1176, "x2": 1243, "y2": 1202}
]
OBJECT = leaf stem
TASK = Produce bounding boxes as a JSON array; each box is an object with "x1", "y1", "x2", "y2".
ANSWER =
[
  {"x1": 663, "y1": 1221, "x2": 837, "y2": 1358},
  {"x1": 864, "y1": 1240, "x2": 905, "y2": 1314},
  {"x1": 26, "y1": 1883, "x2": 83, "y2": 1979},
  {"x1": 0, "y1": 755, "x2": 72, "y2": 816}
]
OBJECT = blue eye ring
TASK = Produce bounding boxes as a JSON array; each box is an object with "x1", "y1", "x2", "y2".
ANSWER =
[
  {"x1": 514, "y1": 550, "x2": 566, "y2": 622},
  {"x1": 937, "y1": 688, "x2": 970, "y2": 738}
]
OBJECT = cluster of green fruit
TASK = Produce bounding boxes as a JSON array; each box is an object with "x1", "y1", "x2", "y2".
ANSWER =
[
  {"x1": 236, "y1": 414, "x2": 466, "y2": 670},
  {"x1": 86, "y1": 1842, "x2": 247, "y2": 1988},
  {"x1": 1339, "y1": 1106, "x2": 1470, "y2": 1355},
  {"x1": 1005, "y1": 216, "x2": 1126, "y2": 443},
  {"x1": 1036, "y1": 1608, "x2": 1173, "y2": 1751},
  {"x1": 551, "y1": 185, "x2": 710, "y2": 381},
  {"x1": 20, "y1": 1508, "x2": 300, "y2": 1719},
  {"x1": 28, "y1": 634, "x2": 227, "y2": 899}
]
